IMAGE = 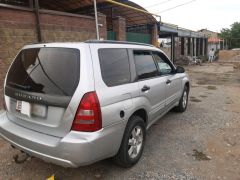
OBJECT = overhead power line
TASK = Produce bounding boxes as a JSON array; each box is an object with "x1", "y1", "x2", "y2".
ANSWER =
[
  {"x1": 146, "y1": 0, "x2": 175, "y2": 8},
  {"x1": 156, "y1": 0, "x2": 196, "y2": 14}
]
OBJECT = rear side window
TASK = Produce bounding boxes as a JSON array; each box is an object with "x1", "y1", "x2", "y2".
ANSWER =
[
  {"x1": 134, "y1": 50, "x2": 158, "y2": 80},
  {"x1": 6, "y1": 48, "x2": 80, "y2": 96},
  {"x1": 99, "y1": 49, "x2": 131, "y2": 87}
]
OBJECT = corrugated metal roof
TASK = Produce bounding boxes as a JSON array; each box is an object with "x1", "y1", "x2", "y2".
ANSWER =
[{"x1": 37, "y1": 0, "x2": 157, "y2": 26}]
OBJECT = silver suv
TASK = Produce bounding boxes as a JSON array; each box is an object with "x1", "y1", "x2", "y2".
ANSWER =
[{"x1": 0, "y1": 40, "x2": 189, "y2": 168}]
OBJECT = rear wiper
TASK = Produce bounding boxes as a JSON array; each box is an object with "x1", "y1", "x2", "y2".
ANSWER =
[
  {"x1": 36, "y1": 55, "x2": 68, "y2": 96},
  {"x1": 8, "y1": 82, "x2": 31, "y2": 90}
]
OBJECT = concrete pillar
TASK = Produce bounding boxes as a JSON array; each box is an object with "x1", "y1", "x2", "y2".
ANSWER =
[
  {"x1": 175, "y1": 37, "x2": 181, "y2": 60},
  {"x1": 187, "y1": 37, "x2": 191, "y2": 55},
  {"x1": 196, "y1": 38, "x2": 198, "y2": 56},
  {"x1": 197, "y1": 38, "x2": 201, "y2": 56},
  {"x1": 171, "y1": 34, "x2": 175, "y2": 62},
  {"x1": 151, "y1": 23, "x2": 158, "y2": 46},
  {"x1": 190, "y1": 38, "x2": 194, "y2": 57},
  {"x1": 205, "y1": 38, "x2": 208, "y2": 56},
  {"x1": 198, "y1": 38, "x2": 202, "y2": 56},
  {"x1": 200, "y1": 39, "x2": 203, "y2": 56},
  {"x1": 202, "y1": 39, "x2": 205, "y2": 56},
  {"x1": 112, "y1": 16, "x2": 126, "y2": 41},
  {"x1": 184, "y1": 37, "x2": 188, "y2": 56},
  {"x1": 181, "y1": 37, "x2": 184, "y2": 55},
  {"x1": 194, "y1": 38, "x2": 197, "y2": 57}
]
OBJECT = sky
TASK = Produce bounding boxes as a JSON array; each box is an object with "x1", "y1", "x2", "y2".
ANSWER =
[{"x1": 131, "y1": 0, "x2": 240, "y2": 32}]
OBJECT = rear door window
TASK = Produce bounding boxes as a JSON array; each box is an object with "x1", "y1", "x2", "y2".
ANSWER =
[
  {"x1": 6, "y1": 48, "x2": 80, "y2": 96},
  {"x1": 133, "y1": 50, "x2": 158, "y2": 80},
  {"x1": 98, "y1": 48, "x2": 131, "y2": 87}
]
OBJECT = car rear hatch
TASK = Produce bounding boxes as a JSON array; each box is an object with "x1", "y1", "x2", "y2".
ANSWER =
[{"x1": 4, "y1": 46, "x2": 82, "y2": 137}]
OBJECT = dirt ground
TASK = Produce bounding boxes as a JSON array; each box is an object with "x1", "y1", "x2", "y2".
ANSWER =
[{"x1": 0, "y1": 56, "x2": 240, "y2": 179}]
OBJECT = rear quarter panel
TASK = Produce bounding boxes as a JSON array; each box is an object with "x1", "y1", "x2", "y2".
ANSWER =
[{"x1": 89, "y1": 44, "x2": 141, "y2": 128}]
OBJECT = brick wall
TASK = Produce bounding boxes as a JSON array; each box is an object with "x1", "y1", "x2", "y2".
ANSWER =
[
  {"x1": 0, "y1": 6, "x2": 107, "y2": 109},
  {"x1": 112, "y1": 16, "x2": 126, "y2": 41},
  {"x1": 0, "y1": 7, "x2": 38, "y2": 108},
  {"x1": 151, "y1": 23, "x2": 158, "y2": 46},
  {"x1": 39, "y1": 10, "x2": 107, "y2": 42}
]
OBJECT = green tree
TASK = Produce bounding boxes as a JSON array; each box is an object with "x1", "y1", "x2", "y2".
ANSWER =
[
  {"x1": 230, "y1": 22, "x2": 240, "y2": 48},
  {"x1": 220, "y1": 22, "x2": 240, "y2": 49}
]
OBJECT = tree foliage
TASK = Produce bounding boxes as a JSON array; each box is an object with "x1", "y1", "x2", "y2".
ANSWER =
[{"x1": 220, "y1": 22, "x2": 240, "y2": 49}]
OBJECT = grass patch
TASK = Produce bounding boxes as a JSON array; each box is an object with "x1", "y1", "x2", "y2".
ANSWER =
[
  {"x1": 190, "y1": 97, "x2": 202, "y2": 102},
  {"x1": 191, "y1": 85, "x2": 199, "y2": 88},
  {"x1": 200, "y1": 95, "x2": 208, "y2": 98},
  {"x1": 224, "y1": 73, "x2": 231, "y2": 77},
  {"x1": 196, "y1": 81, "x2": 206, "y2": 85},
  {"x1": 233, "y1": 63, "x2": 240, "y2": 70},
  {"x1": 219, "y1": 78, "x2": 228, "y2": 82},
  {"x1": 225, "y1": 100, "x2": 232, "y2": 104},
  {"x1": 217, "y1": 74, "x2": 229, "y2": 82},
  {"x1": 206, "y1": 85, "x2": 217, "y2": 90}
]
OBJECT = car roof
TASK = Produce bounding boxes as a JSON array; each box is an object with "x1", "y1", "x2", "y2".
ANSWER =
[
  {"x1": 85, "y1": 40, "x2": 154, "y2": 47},
  {"x1": 22, "y1": 40, "x2": 167, "y2": 56},
  {"x1": 21, "y1": 41, "x2": 170, "y2": 61},
  {"x1": 23, "y1": 40, "x2": 155, "y2": 48}
]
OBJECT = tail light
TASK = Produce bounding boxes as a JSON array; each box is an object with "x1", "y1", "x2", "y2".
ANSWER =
[{"x1": 71, "y1": 92, "x2": 102, "y2": 132}]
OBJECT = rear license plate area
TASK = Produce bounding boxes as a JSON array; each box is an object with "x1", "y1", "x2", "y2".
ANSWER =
[
  {"x1": 31, "y1": 104, "x2": 47, "y2": 118},
  {"x1": 16, "y1": 100, "x2": 31, "y2": 117},
  {"x1": 16, "y1": 101, "x2": 47, "y2": 118}
]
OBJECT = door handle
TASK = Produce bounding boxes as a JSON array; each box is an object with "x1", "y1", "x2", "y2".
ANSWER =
[
  {"x1": 166, "y1": 79, "x2": 172, "y2": 84},
  {"x1": 141, "y1": 85, "x2": 150, "y2": 92}
]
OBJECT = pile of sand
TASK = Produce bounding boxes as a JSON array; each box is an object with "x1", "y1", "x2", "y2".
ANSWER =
[
  {"x1": 219, "y1": 50, "x2": 240, "y2": 61},
  {"x1": 230, "y1": 55, "x2": 240, "y2": 61}
]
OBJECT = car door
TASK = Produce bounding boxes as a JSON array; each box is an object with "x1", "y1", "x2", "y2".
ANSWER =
[
  {"x1": 132, "y1": 50, "x2": 167, "y2": 124},
  {"x1": 152, "y1": 51, "x2": 182, "y2": 107}
]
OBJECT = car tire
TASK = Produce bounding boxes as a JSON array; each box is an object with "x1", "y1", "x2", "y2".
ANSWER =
[
  {"x1": 174, "y1": 86, "x2": 189, "y2": 112},
  {"x1": 114, "y1": 116, "x2": 146, "y2": 168}
]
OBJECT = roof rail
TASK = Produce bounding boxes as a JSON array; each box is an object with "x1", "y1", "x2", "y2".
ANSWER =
[{"x1": 85, "y1": 40, "x2": 154, "y2": 47}]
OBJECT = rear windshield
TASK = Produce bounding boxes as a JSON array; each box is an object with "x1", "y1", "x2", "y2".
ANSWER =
[{"x1": 6, "y1": 48, "x2": 80, "y2": 96}]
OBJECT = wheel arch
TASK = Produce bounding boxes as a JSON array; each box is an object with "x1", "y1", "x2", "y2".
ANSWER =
[
  {"x1": 182, "y1": 75, "x2": 190, "y2": 93},
  {"x1": 128, "y1": 108, "x2": 148, "y2": 126},
  {"x1": 184, "y1": 81, "x2": 190, "y2": 92}
]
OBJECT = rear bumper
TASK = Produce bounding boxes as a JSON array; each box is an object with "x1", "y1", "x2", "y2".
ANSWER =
[{"x1": 0, "y1": 111, "x2": 125, "y2": 167}]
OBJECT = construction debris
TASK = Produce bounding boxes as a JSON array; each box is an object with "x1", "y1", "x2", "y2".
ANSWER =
[
  {"x1": 13, "y1": 152, "x2": 30, "y2": 164},
  {"x1": 192, "y1": 149, "x2": 211, "y2": 161},
  {"x1": 175, "y1": 56, "x2": 203, "y2": 66}
]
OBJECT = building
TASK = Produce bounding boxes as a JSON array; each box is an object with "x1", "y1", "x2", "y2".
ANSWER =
[
  {"x1": 159, "y1": 23, "x2": 208, "y2": 62},
  {"x1": 0, "y1": 0, "x2": 208, "y2": 107},
  {"x1": 198, "y1": 29, "x2": 224, "y2": 52},
  {"x1": 0, "y1": 0, "x2": 160, "y2": 102}
]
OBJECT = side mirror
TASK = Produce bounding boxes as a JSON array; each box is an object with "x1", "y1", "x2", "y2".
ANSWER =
[{"x1": 175, "y1": 66, "x2": 185, "y2": 73}]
